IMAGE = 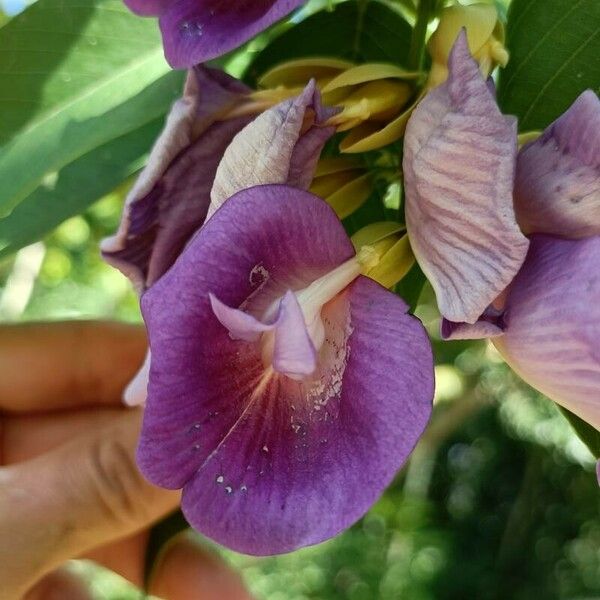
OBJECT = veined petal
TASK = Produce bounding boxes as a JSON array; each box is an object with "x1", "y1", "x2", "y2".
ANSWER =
[
  {"x1": 494, "y1": 235, "x2": 600, "y2": 430},
  {"x1": 138, "y1": 185, "x2": 434, "y2": 554},
  {"x1": 403, "y1": 31, "x2": 529, "y2": 324},
  {"x1": 515, "y1": 91, "x2": 600, "y2": 239},
  {"x1": 159, "y1": 0, "x2": 305, "y2": 68},
  {"x1": 101, "y1": 67, "x2": 251, "y2": 292},
  {"x1": 208, "y1": 81, "x2": 335, "y2": 217}
]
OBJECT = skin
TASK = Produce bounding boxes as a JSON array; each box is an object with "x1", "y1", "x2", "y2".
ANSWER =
[{"x1": 0, "y1": 321, "x2": 254, "y2": 600}]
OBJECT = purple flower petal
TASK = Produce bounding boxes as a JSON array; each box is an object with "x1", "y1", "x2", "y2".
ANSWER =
[
  {"x1": 403, "y1": 31, "x2": 529, "y2": 324},
  {"x1": 158, "y1": 0, "x2": 305, "y2": 68},
  {"x1": 515, "y1": 91, "x2": 600, "y2": 239},
  {"x1": 208, "y1": 81, "x2": 335, "y2": 217},
  {"x1": 441, "y1": 305, "x2": 505, "y2": 340},
  {"x1": 272, "y1": 290, "x2": 317, "y2": 377},
  {"x1": 101, "y1": 66, "x2": 251, "y2": 292},
  {"x1": 124, "y1": 0, "x2": 166, "y2": 16},
  {"x1": 138, "y1": 184, "x2": 433, "y2": 554},
  {"x1": 494, "y1": 234, "x2": 600, "y2": 430}
]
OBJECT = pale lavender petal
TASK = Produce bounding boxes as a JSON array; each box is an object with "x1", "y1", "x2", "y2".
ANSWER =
[
  {"x1": 515, "y1": 91, "x2": 600, "y2": 239},
  {"x1": 159, "y1": 0, "x2": 305, "y2": 68},
  {"x1": 403, "y1": 31, "x2": 529, "y2": 324},
  {"x1": 101, "y1": 67, "x2": 251, "y2": 291},
  {"x1": 208, "y1": 81, "x2": 335, "y2": 218},
  {"x1": 123, "y1": 350, "x2": 151, "y2": 406},
  {"x1": 209, "y1": 293, "x2": 274, "y2": 342},
  {"x1": 272, "y1": 291, "x2": 317, "y2": 377},
  {"x1": 138, "y1": 185, "x2": 434, "y2": 554},
  {"x1": 494, "y1": 235, "x2": 600, "y2": 430},
  {"x1": 441, "y1": 306, "x2": 505, "y2": 340}
]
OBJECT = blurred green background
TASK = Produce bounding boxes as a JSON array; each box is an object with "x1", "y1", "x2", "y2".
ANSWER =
[{"x1": 1, "y1": 0, "x2": 599, "y2": 598}]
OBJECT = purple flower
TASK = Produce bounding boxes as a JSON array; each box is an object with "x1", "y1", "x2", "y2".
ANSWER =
[
  {"x1": 124, "y1": 0, "x2": 305, "y2": 68},
  {"x1": 137, "y1": 185, "x2": 434, "y2": 554},
  {"x1": 103, "y1": 73, "x2": 336, "y2": 405},
  {"x1": 404, "y1": 31, "x2": 600, "y2": 429}
]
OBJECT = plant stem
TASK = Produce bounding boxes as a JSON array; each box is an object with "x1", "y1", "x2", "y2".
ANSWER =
[{"x1": 407, "y1": 0, "x2": 436, "y2": 70}]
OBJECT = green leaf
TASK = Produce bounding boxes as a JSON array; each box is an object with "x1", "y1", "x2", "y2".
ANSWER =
[
  {"x1": 0, "y1": 117, "x2": 170, "y2": 258},
  {"x1": 498, "y1": 0, "x2": 600, "y2": 131},
  {"x1": 0, "y1": 0, "x2": 182, "y2": 217},
  {"x1": 560, "y1": 407, "x2": 600, "y2": 459},
  {"x1": 244, "y1": 0, "x2": 413, "y2": 85}
]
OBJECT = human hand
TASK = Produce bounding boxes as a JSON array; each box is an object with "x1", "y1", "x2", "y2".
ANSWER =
[{"x1": 0, "y1": 321, "x2": 253, "y2": 600}]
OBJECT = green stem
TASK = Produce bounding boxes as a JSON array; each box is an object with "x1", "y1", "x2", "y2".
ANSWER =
[{"x1": 407, "y1": 0, "x2": 436, "y2": 70}]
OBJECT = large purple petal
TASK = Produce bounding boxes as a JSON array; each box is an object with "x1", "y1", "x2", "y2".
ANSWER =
[
  {"x1": 515, "y1": 91, "x2": 600, "y2": 239},
  {"x1": 208, "y1": 81, "x2": 335, "y2": 217},
  {"x1": 101, "y1": 67, "x2": 251, "y2": 291},
  {"x1": 138, "y1": 185, "x2": 433, "y2": 554},
  {"x1": 494, "y1": 235, "x2": 600, "y2": 430},
  {"x1": 124, "y1": 0, "x2": 167, "y2": 16},
  {"x1": 403, "y1": 31, "x2": 529, "y2": 324},
  {"x1": 159, "y1": 0, "x2": 305, "y2": 68}
]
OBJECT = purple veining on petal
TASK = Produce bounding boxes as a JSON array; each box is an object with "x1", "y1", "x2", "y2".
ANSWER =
[
  {"x1": 138, "y1": 184, "x2": 434, "y2": 554},
  {"x1": 208, "y1": 80, "x2": 335, "y2": 217},
  {"x1": 101, "y1": 66, "x2": 251, "y2": 292},
  {"x1": 494, "y1": 234, "x2": 600, "y2": 430},
  {"x1": 515, "y1": 91, "x2": 600, "y2": 239},
  {"x1": 403, "y1": 30, "x2": 529, "y2": 325},
  {"x1": 153, "y1": 0, "x2": 305, "y2": 68}
]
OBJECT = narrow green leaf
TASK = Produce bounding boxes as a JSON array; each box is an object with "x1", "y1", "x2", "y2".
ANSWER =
[
  {"x1": 244, "y1": 0, "x2": 413, "y2": 85},
  {"x1": 0, "y1": 116, "x2": 173, "y2": 258},
  {"x1": 498, "y1": 0, "x2": 600, "y2": 131},
  {"x1": 0, "y1": 0, "x2": 181, "y2": 217}
]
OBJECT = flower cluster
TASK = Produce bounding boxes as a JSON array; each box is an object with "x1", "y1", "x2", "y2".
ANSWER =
[{"x1": 104, "y1": 0, "x2": 599, "y2": 555}]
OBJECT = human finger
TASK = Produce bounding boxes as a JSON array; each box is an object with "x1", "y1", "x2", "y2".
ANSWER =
[{"x1": 0, "y1": 321, "x2": 146, "y2": 413}]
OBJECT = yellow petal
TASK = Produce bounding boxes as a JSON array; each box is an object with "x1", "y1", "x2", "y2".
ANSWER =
[
  {"x1": 328, "y1": 80, "x2": 413, "y2": 127},
  {"x1": 258, "y1": 58, "x2": 354, "y2": 88},
  {"x1": 351, "y1": 221, "x2": 405, "y2": 250},
  {"x1": 310, "y1": 169, "x2": 364, "y2": 198},
  {"x1": 322, "y1": 63, "x2": 422, "y2": 93},
  {"x1": 314, "y1": 156, "x2": 365, "y2": 177},
  {"x1": 326, "y1": 173, "x2": 372, "y2": 219},
  {"x1": 428, "y1": 4, "x2": 499, "y2": 63},
  {"x1": 365, "y1": 235, "x2": 414, "y2": 289},
  {"x1": 339, "y1": 91, "x2": 424, "y2": 153}
]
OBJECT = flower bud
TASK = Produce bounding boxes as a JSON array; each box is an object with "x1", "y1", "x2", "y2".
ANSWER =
[
  {"x1": 351, "y1": 221, "x2": 414, "y2": 289},
  {"x1": 427, "y1": 3, "x2": 508, "y2": 87}
]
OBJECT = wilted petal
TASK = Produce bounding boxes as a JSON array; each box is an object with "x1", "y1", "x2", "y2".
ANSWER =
[
  {"x1": 101, "y1": 67, "x2": 251, "y2": 291},
  {"x1": 494, "y1": 235, "x2": 600, "y2": 430},
  {"x1": 403, "y1": 31, "x2": 529, "y2": 324},
  {"x1": 138, "y1": 185, "x2": 433, "y2": 554},
  {"x1": 159, "y1": 0, "x2": 305, "y2": 68},
  {"x1": 515, "y1": 91, "x2": 600, "y2": 239},
  {"x1": 208, "y1": 81, "x2": 335, "y2": 217}
]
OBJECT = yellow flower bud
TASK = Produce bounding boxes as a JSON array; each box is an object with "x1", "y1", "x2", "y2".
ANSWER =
[
  {"x1": 310, "y1": 157, "x2": 372, "y2": 220},
  {"x1": 427, "y1": 3, "x2": 508, "y2": 88},
  {"x1": 351, "y1": 222, "x2": 415, "y2": 289}
]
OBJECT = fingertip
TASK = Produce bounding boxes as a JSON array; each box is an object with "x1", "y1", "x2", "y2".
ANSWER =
[
  {"x1": 149, "y1": 533, "x2": 254, "y2": 600},
  {"x1": 23, "y1": 566, "x2": 94, "y2": 600}
]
